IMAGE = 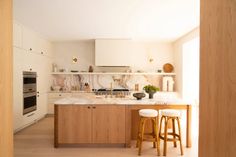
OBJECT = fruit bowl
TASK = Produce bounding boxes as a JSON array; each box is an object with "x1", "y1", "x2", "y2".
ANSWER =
[{"x1": 133, "y1": 92, "x2": 146, "y2": 100}]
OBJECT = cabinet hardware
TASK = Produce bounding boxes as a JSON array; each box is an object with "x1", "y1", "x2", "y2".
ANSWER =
[
  {"x1": 41, "y1": 51, "x2": 44, "y2": 54},
  {"x1": 37, "y1": 91, "x2": 39, "y2": 94},
  {"x1": 37, "y1": 95, "x2": 39, "y2": 97},
  {"x1": 30, "y1": 68, "x2": 32, "y2": 71},
  {"x1": 29, "y1": 48, "x2": 32, "y2": 51},
  {"x1": 88, "y1": 106, "x2": 91, "y2": 109},
  {"x1": 27, "y1": 113, "x2": 35, "y2": 117},
  {"x1": 92, "y1": 106, "x2": 96, "y2": 109}
]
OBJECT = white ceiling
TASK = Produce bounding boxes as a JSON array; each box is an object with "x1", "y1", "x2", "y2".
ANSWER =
[{"x1": 14, "y1": 0, "x2": 200, "y2": 42}]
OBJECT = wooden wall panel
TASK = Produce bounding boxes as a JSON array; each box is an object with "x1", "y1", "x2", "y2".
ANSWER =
[
  {"x1": 0, "y1": 0, "x2": 13, "y2": 157},
  {"x1": 199, "y1": 0, "x2": 236, "y2": 156}
]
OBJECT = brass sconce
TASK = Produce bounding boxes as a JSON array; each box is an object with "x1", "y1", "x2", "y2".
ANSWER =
[{"x1": 72, "y1": 57, "x2": 78, "y2": 63}]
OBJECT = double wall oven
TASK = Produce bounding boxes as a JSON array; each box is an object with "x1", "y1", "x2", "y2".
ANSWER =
[{"x1": 23, "y1": 71, "x2": 37, "y2": 115}]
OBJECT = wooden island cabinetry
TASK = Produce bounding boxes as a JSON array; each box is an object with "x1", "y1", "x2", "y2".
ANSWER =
[
  {"x1": 92, "y1": 105, "x2": 126, "y2": 144},
  {"x1": 55, "y1": 103, "x2": 192, "y2": 148},
  {"x1": 55, "y1": 105, "x2": 92, "y2": 144},
  {"x1": 54, "y1": 105, "x2": 126, "y2": 147}
]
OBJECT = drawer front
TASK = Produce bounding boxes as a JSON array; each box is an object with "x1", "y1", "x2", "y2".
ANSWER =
[{"x1": 48, "y1": 93, "x2": 71, "y2": 99}]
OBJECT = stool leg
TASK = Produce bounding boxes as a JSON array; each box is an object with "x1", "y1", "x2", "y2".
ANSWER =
[
  {"x1": 138, "y1": 118, "x2": 146, "y2": 156},
  {"x1": 152, "y1": 118, "x2": 156, "y2": 148},
  {"x1": 159, "y1": 116, "x2": 164, "y2": 155},
  {"x1": 159, "y1": 116, "x2": 164, "y2": 138},
  {"x1": 177, "y1": 117, "x2": 184, "y2": 155},
  {"x1": 136, "y1": 117, "x2": 143, "y2": 148},
  {"x1": 153, "y1": 117, "x2": 160, "y2": 156},
  {"x1": 163, "y1": 117, "x2": 168, "y2": 156},
  {"x1": 156, "y1": 115, "x2": 161, "y2": 154},
  {"x1": 172, "y1": 118, "x2": 177, "y2": 147}
]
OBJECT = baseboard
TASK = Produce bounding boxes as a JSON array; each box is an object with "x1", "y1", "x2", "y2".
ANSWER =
[
  {"x1": 45, "y1": 113, "x2": 54, "y2": 117},
  {"x1": 14, "y1": 114, "x2": 46, "y2": 134}
]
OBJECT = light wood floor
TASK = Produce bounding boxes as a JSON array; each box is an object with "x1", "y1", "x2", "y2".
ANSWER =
[{"x1": 14, "y1": 113, "x2": 198, "y2": 157}]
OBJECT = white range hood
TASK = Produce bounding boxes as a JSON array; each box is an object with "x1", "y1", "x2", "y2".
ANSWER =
[{"x1": 95, "y1": 39, "x2": 132, "y2": 67}]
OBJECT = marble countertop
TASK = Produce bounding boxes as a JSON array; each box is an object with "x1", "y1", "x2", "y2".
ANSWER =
[{"x1": 54, "y1": 93, "x2": 190, "y2": 105}]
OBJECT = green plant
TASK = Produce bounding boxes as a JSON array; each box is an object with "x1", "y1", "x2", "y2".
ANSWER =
[{"x1": 143, "y1": 85, "x2": 160, "y2": 93}]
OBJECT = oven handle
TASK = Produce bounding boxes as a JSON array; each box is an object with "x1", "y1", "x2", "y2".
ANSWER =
[
  {"x1": 23, "y1": 75, "x2": 37, "y2": 78},
  {"x1": 27, "y1": 113, "x2": 35, "y2": 117},
  {"x1": 23, "y1": 92, "x2": 37, "y2": 98},
  {"x1": 24, "y1": 88, "x2": 37, "y2": 93}
]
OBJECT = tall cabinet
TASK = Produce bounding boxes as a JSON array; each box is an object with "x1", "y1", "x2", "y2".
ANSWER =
[{"x1": 13, "y1": 21, "x2": 52, "y2": 132}]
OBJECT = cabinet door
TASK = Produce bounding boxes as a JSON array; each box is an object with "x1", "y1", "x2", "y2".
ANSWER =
[
  {"x1": 25, "y1": 51, "x2": 51, "y2": 94},
  {"x1": 36, "y1": 93, "x2": 47, "y2": 118},
  {"x1": 35, "y1": 54, "x2": 51, "y2": 94},
  {"x1": 48, "y1": 93, "x2": 72, "y2": 114},
  {"x1": 56, "y1": 105, "x2": 92, "y2": 144},
  {"x1": 38, "y1": 38, "x2": 52, "y2": 57},
  {"x1": 22, "y1": 26, "x2": 40, "y2": 52},
  {"x1": 13, "y1": 21, "x2": 22, "y2": 48},
  {"x1": 92, "y1": 105, "x2": 126, "y2": 143},
  {"x1": 13, "y1": 47, "x2": 24, "y2": 130}
]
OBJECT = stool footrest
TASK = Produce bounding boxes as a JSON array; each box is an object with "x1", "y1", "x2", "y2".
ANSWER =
[{"x1": 159, "y1": 133, "x2": 180, "y2": 142}]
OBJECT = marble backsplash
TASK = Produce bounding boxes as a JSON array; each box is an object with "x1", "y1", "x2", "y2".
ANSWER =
[{"x1": 51, "y1": 74, "x2": 175, "y2": 92}]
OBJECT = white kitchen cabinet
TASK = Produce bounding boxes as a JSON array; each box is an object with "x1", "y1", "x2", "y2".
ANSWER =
[
  {"x1": 22, "y1": 25, "x2": 52, "y2": 57},
  {"x1": 28, "y1": 53, "x2": 51, "y2": 94},
  {"x1": 13, "y1": 48, "x2": 24, "y2": 130},
  {"x1": 38, "y1": 38, "x2": 52, "y2": 57},
  {"x1": 47, "y1": 93, "x2": 72, "y2": 114},
  {"x1": 13, "y1": 45, "x2": 51, "y2": 132},
  {"x1": 37, "y1": 93, "x2": 48, "y2": 119},
  {"x1": 22, "y1": 111, "x2": 38, "y2": 128},
  {"x1": 13, "y1": 21, "x2": 22, "y2": 48},
  {"x1": 13, "y1": 47, "x2": 39, "y2": 131},
  {"x1": 95, "y1": 39, "x2": 133, "y2": 66},
  {"x1": 22, "y1": 26, "x2": 40, "y2": 52}
]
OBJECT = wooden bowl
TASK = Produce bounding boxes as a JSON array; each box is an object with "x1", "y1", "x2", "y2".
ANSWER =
[{"x1": 163, "y1": 63, "x2": 174, "y2": 73}]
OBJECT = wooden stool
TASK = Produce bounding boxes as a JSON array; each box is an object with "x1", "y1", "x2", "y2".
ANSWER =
[
  {"x1": 136, "y1": 109, "x2": 160, "y2": 156},
  {"x1": 159, "y1": 109, "x2": 183, "y2": 156}
]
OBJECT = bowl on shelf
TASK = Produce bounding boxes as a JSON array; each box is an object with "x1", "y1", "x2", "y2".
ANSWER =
[
  {"x1": 163, "y1": 63, "x2": 174, "y2": 73},
  {"x1": 51, "y1": 86, "x2": 61, "y2": 91},
  {"x1": 133, "y1": 92, "x2": 146, "y2": 100}
]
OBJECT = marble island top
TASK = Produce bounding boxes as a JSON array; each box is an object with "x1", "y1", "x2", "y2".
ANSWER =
[{"x1": 54, "y1": 93, "x2": 190, "y2": 105}]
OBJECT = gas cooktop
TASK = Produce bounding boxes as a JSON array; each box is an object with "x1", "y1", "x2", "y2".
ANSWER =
[{"x1": 94, "y1": 88, "x2": 130, "y2": 96}]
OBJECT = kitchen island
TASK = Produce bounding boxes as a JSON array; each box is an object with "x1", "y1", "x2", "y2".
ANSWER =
[{"x1": 54, "y1": 95, "x2": 192, "y2": 148}]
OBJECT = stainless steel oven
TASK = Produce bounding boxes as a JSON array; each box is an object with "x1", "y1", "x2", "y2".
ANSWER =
[{"x1": 23, "y1": 71, "x2": 37, "y2": 115}]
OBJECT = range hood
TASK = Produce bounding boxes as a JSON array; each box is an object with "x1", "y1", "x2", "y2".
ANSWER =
[{"x1": 95, "y1": 39, "x2": 132, "y2": 67}]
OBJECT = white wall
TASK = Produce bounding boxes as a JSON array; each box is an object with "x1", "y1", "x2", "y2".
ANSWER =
[
  {"x1": 52, "y1": 40, "x2": 174, "y2": 73},
  {"x1": 182, "y1": 37, "x2": 199, "y2": 103},
  {"x1": 130, "y1": 41, "x2": 174, "y2": 72},
  {"x1": 173, "y1": 27, "x2": 199, "y2": 98},
  {"x1": 52, "y1": 40, "x2": 95, "y2": 71}
]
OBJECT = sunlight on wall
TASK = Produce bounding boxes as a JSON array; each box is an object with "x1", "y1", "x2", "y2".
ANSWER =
[{"x1": 182, "y1": 37, "x2": 200, "y2": 105}]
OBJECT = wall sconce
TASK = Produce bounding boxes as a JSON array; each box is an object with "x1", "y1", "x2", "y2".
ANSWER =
[
  {"x1": 149, "y1": 58, "x2": 154, "y2": 63},
  {"x1": 72, "y1": 57, "x2": 78, "y2": 63}
]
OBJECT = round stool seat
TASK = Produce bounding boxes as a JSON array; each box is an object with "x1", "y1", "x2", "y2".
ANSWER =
[
  {"x1": 139, "y1": 109, "x2": 158, "y2": 117},
  {"x1": 161, "y1": 109, "x2": 181, "y2": 117}
]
